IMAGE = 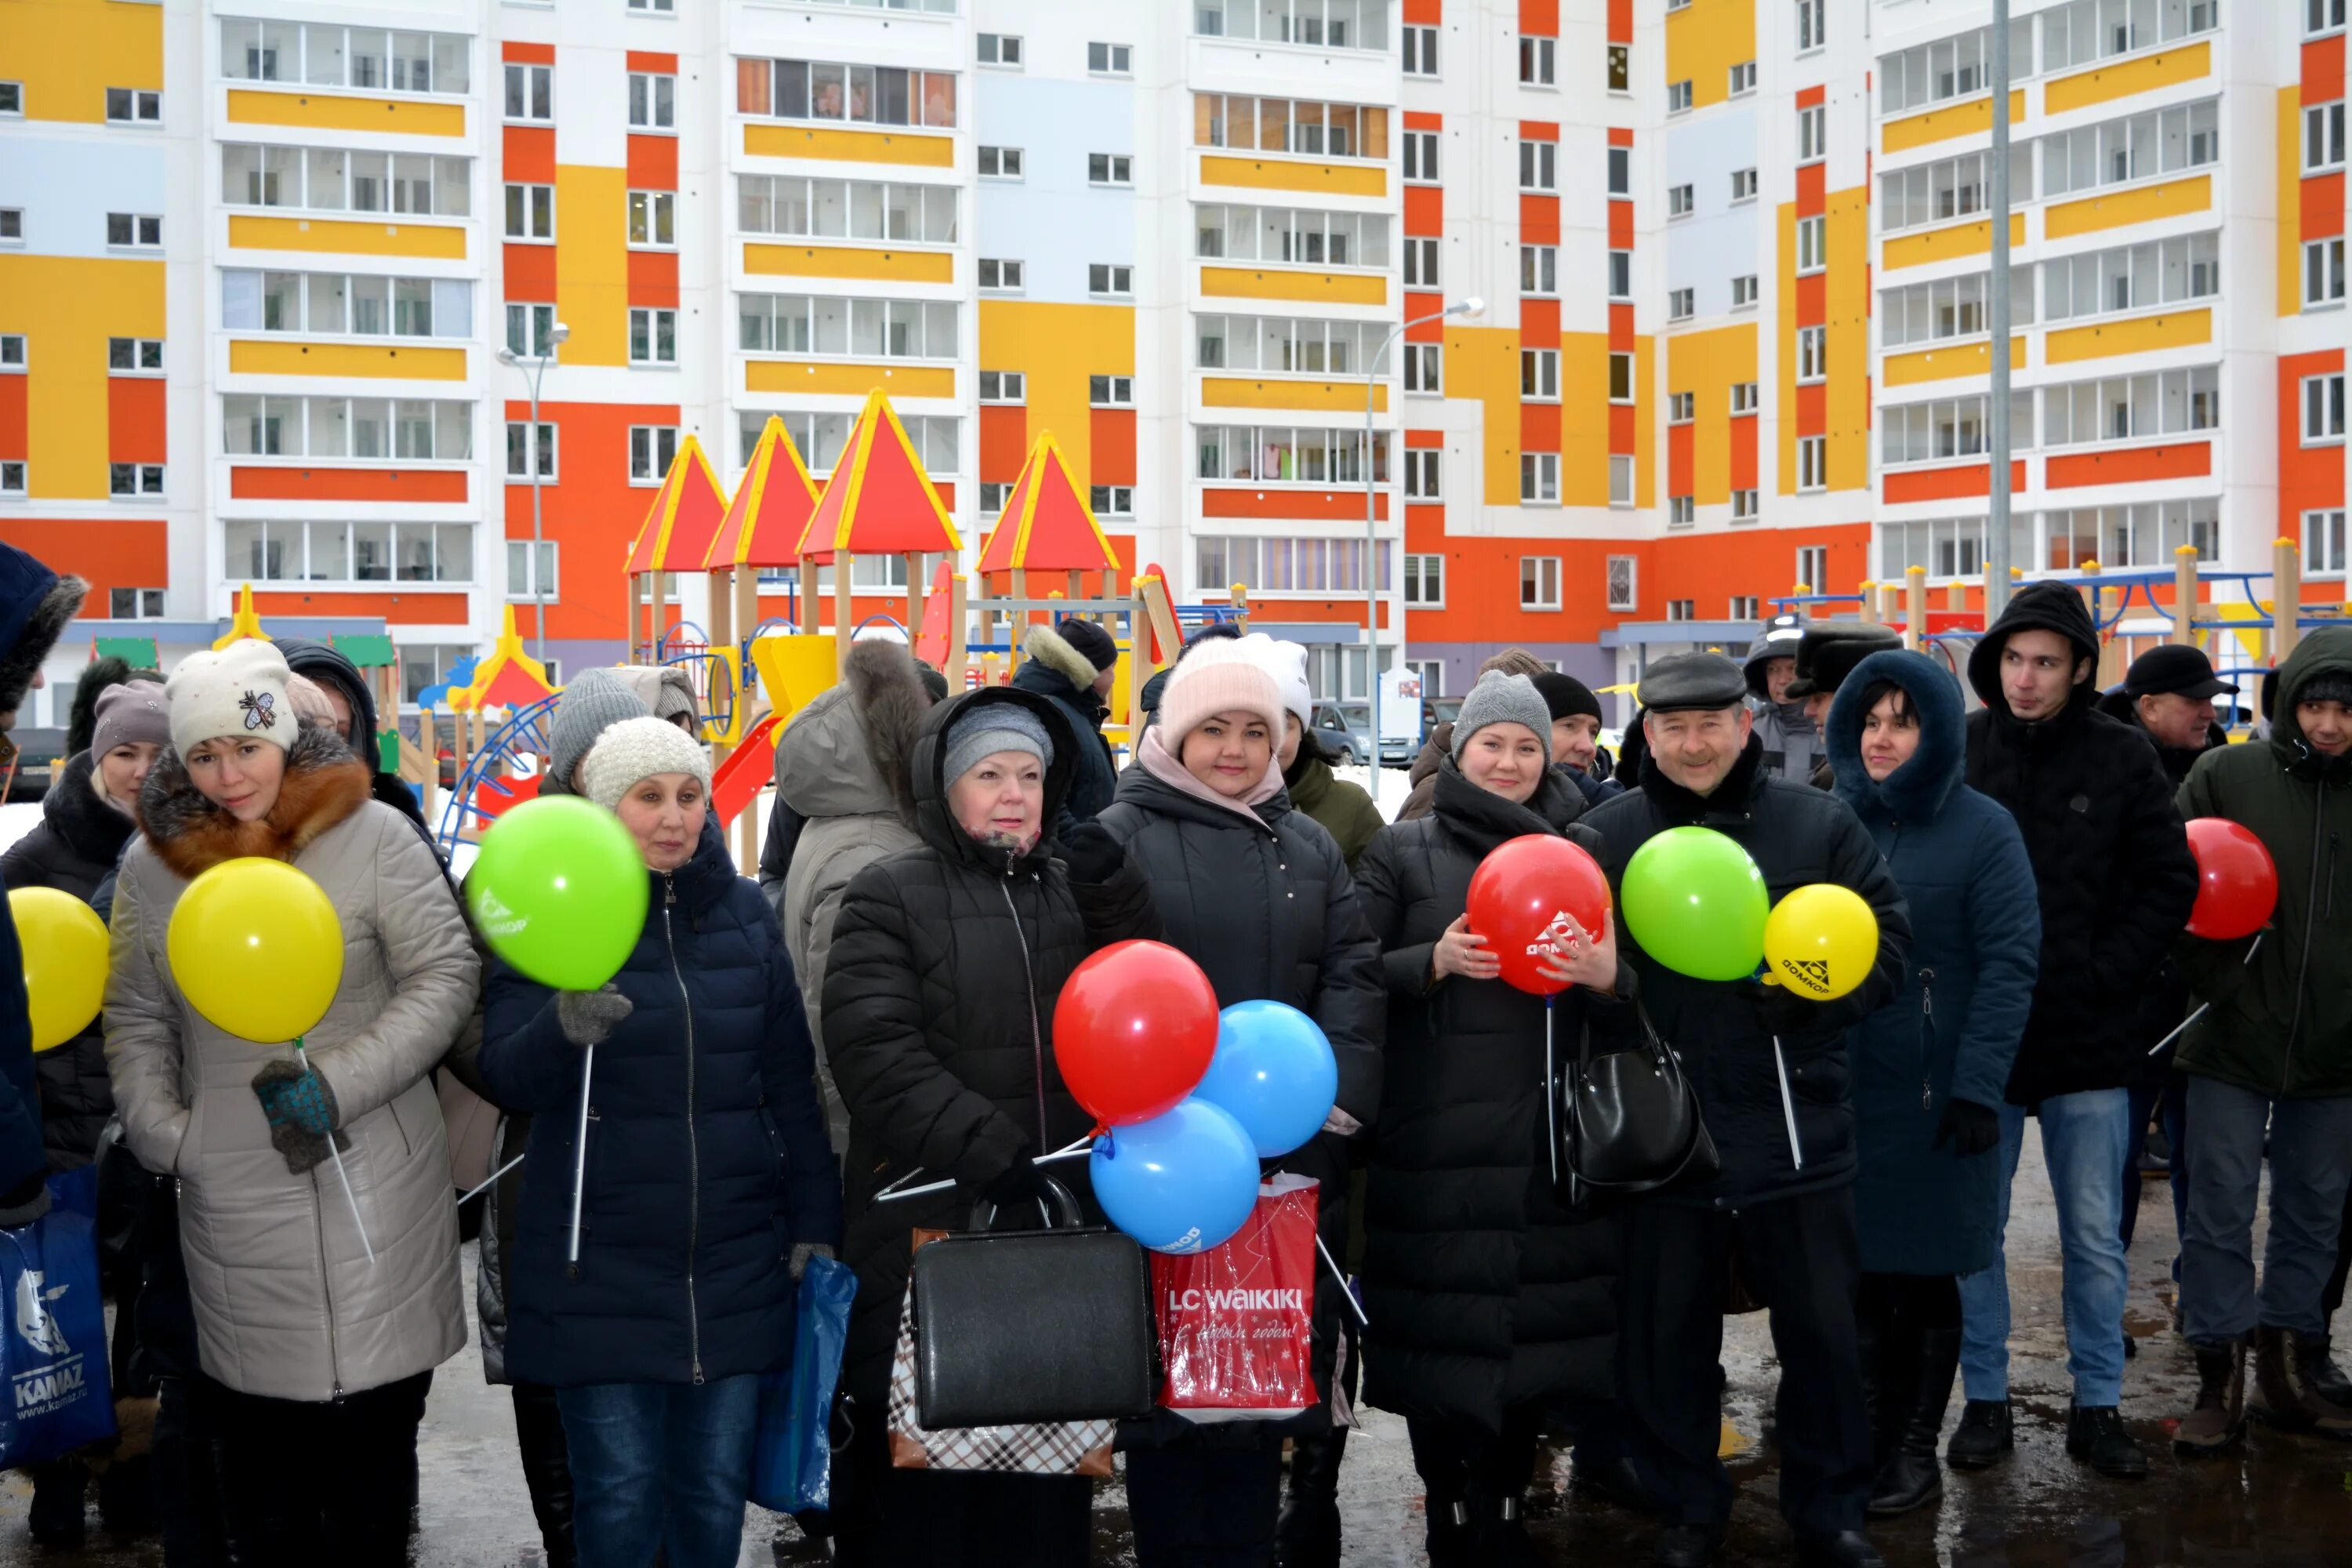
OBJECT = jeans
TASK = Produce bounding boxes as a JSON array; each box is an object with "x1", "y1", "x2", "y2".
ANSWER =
[
  {"x1": 557, "y1": 1374, "x2": 760, "y2": 1568},
  {"x1": 1957, "y1": 1091, "x2": 2131, "y2": 1406},
  {"x1": 2180, "y1": 1076, "x2": 2352, "y2": 1345}
]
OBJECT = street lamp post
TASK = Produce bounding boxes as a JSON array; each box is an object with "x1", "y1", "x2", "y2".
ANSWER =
[
  {"x1": 496, "y1": 321, "x2": 568, "y2": 663},
  {"x1": 1367, "y1": 297, "x2": 1482, "y2": 789}
]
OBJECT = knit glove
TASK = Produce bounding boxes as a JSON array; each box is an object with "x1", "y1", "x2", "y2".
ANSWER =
[
  {"x1": 790, "y1": 1242, "x2": 834, "y2": 1283},
  {"x1": 982, "y1": 1155, "x2": 1055, "y2": 1218},
  {"x1": 0, "y1": 1174, "x2": 51, "y2": 1230},
  {"x1": 556, "y1": 985, "x2": 633, "y2": 1049},
  {"x1": 1934, "y1": 1098, "x2": 2002, "y2": 1157},
  {"x1": 252, "y1": 1059, "x2": 349, "y2": 1176},
  {"x1": 1057, "y1": 822, "x2": 1127, "y2": 885}
]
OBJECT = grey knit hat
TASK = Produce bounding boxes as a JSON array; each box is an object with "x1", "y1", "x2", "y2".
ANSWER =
[
  {"x1": 942, "y1": 702, "x2": 1054, "y2": 788},
  {"x1": 545, "y1": 670, "x2": 648, "y2": 796},
  {"x1": 1451, "y1": 670, "x2": 1555, "y2": 765}
]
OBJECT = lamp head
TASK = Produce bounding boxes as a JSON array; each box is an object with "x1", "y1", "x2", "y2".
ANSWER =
[
  {"x1": 495, "y1": 347, "x2": 518, "y2": 366},
  {"x1": 1452, "y1": 296, "x2": 1486, "y2": 321},
  {"x1": 549, "y1": 321, "x2": 571, "y2": 347}
]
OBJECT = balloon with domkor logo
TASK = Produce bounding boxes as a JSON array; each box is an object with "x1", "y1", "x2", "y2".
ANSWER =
[{"x1": 1762, "y1": 883, "x2": 1880, "y2": 1002}]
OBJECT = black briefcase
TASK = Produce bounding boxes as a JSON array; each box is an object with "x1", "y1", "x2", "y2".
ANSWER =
[{"x1": 910, "y1": 1178, "x2": 1156, "y2": 1430}]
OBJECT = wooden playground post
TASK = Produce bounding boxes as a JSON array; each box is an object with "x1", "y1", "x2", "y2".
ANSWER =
[
  {"x1": 1857, "y1": 581, "x2": 1878, "y2": 626},
  {"x1": 2275, "y1": 536, "x2": 2303, "y2": 668},
  {"x1": 417, "y1": 706, "x2": 438, "y2": 824},
  {"x1": 834, "y1": 550, "x2": 855, "y2": 670},
  {"x1": 1946, "y1": 580, "x2": 1966, "y2": 613},
  {"x1": 946, "y1": 574, "x2": 970, "y2": 688},
  {"x1": 1231, "y1": 584, "x2": 1250, "y2": 630},
  {"x1": 2172, "y1": 544, "x2": 2200, "y2": 646},
  {"x1": 649, "y1": 571, "x2": 668, "y2": 662},
  {"x1": 2098, "y1": 584, "x2": 2125, "y2": 686},
  {"x1": 1791, "y1": 583, "x2": 1813, "y2": 620},
  {"x1": 1904, "y1": 565, "x2": 1927, "y2": 652}
]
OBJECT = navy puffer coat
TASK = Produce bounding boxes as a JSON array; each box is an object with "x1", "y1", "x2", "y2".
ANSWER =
[
  {"x1": 481, "y1": 816, "x2": 842, "y2": 1387},
  {"x1": 1828, "y1": 652, "x2": 2038, "y2": 1277}
]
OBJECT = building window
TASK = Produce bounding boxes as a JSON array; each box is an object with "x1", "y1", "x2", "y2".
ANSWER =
[
  {"x1": 224, "y1": 271, "x2": 473, "y2": 339},
  {"x1": 739, "y1": 55, "x2": 959, "y2": 129},
  {"x1": 1520, "y1": 36, "x2": 1555, "y2": 86},
  {"x1": 1733, "y1": 488, "x2": 1761, "y2": 520},
  {"x1": 1089, "y1": 374, "x2": 1134, "y2": 407},
  {"x1": 1798, "y1": 0, "x2": 1827, "y2": 52},
  {"x1": 979, "y1": 258, "x2": 1025, "y2": 291},
  {"x1": 1195, "y1": 424, "x2": 1390, "y2": 485},
  {"x1": 1521, "y1": 348, "x2": 1559, "y2": 400},
  {"x1": 2037, "y1": 99, "x2": 2221, "y2": 201},
  {"x1": 1193, "y1": 94, "x2": 1390, "y2": 159},
  {"x1": 1732, "y1": 274, "x2": 1760, "y2": 308},
  {"x1": 110, "y1": 463, "x2": 165, "y2": 498},
  {"x1": 1403, "y1": 130, "x2": 1439, "y2": 183},
  {"x1": 222, "y1": 143, "x2": 472, "y2": 217},
  {"x1": 1729, "y1": 60, "x2": 1757, "y2": 96},
  {"x1": 1087, "y1": 153, "x2": 1134, "y2": 187},
  {"x1": 1520, "y1": 245, "x2": 1557, "y2": 296},
  {"x1": 737, "y1": 176, "x2": 959, "y2": 244},
  {"x1": 107, "y1": 336, "x2": 165, "y2": 373},
  {"x1": 978, "y1": 146, "x2": 1023, "y2": 179},
  {"x1": 1088, "y1": 263, "x2": 1133, "y2": 298},
  {"x1": 2038, "y1": 365, "x2": 2219, "y2": 448},
  {"x1": 630, "y1": 424, "x2": 681, "y2": 482},
  {"x1": 1087, "y1": 42, "x2": 1133, "y2": 76},
  {"x1": 1610, "y1": 454, "x2": 1635, "y2": 507},
  {"x1": 0, "y1": 333, "x2": 22, "y2": 369},
  {"x1": 504, "y1": 63, "x2": 552, "y2": 122},
  {"x1": 1404, "y1": 554, "x2": 1445, "y2": 606},
  {"x1": 627, "y1": 190, "x2": 675, "y2": 248},
  {"x1": 1609, "y1": 351, "x2": 1635, "y2": 403},
  {"x1": 506, "y1": 541, "x2": 558, "y2": 600},
  {"x1": 1668, "y1": 391, "x2": 1694, "y2": 423},
  {"x1": 1797, "y1": 434, "x2": 1828, "y2": 491},
  {"x1": 1521, "y1": 555, "x2": 1562, "y2": 608},
  {"x1": 107, "y1": 212, "x2": 162, "y2": 249},
  {"x1": 2313, "y1": 0, "x2": 2349, "y2": 38},
  {"x1": 978, "y1": 370, "x2": 1025, "y2": 402},
  {"x1": 1668, "y1": 79, "x2": 1693, "y2": 114},
  {"x1": 1404, "y1": 237, "x2": 1439, "y2": 287},
  {"x1": 1090, "y1": 485, "x2": 1134, "y2": 516},
  {"x1": 1666, "y1": 600, "x2": 1696, "y2": 622},
  {"x1": 1519, "y1": 139, "x2": 1557, "y2": 191},
  {"x1": 628, "y1": 307, "x2": 676, "y2": 365},
  {"x1": 627, "y1": 0, "x2": 676, "y2": 12},
  {"x1": 1198, "y1": 314, "x2": 1388, "y2": 373},
  {"x1": 505, "y1": 421, "x2": 557, "y2": 480},
  {"x1": 506, "y1": 303, "x2": 557, "y2": 357},
  {"x1": 1668, "y1": 288, "x2": 1694, "y2": 321},
  {"x1": 2309, "y1": 101, "x2": 2348, "y2": 175},
  {"x1": 1796, "y1": 215, "x2": 1827, "y2": 274},
  {"x1": 0, "y1": 209, "x2": 20, "y2": 241},
  {"x1": 105, "y1": 87, "x2": 162, "y2": 123},
  {"x1": 2308, "y1": 238, "x2": 2348, "y2": 309},
  {"x1": 2306, "y1": 509, "x2": 2349, "y2": 576},
  {"x1": 737, "y1": 293, "x2": 960, "y2": 360},
  {"x1": 1798, "y1": 104, "x2": 1826, "y2": 163},
  {"x1": 1797, "y1": 325, "x2": 1827, "y2": 382},
  {"x1": 1608, "y1": 251, "x2": 1632, "y2": 300},
  {"x1": 2306, "y1": 373, "x2": 2347, "y2": 445},
  {"x1": 1607, "y1": 45, "x2": 1630, "y2": 93},
  {"x1": 220, "y1": 20, "x2": 470, "y2": 93},
  {"x1": 0, "y1": 82, "x2": 19, "y2": 115},
  {"x1": 1668, "y1": 183, "x2": 1695, "y2": 219},
  {"x1": 1731, "y1": 168, "x2": 1759, "y2": 203},
  {"x1": 0, "y1": 461, "x2": 24, "y2": 496},
  {"x1": 225, "y1": 521, "x2": 476, "y2": 586},
  {"x1": 1730, "y1": 594, "x2": 1762, "y2": 619},
  {"x1": 1732, "y1": 381, "x2": 1760, "y2": 414},
  {"x1": 225, "y1": 394, "x2": 472, "y2": 461},
  {"x1": 1797, "y1": 544, "x2": 1829, "y2": 593},
  {"x1": 1520, "y1": 455, "x2": 1559, "y2": 506},
  {"x1": 1882, "y1": 391, "x2": 2038, "y2": 464},
  {"x1": 1403, "y1": 449, "x2": 1441, "y2": 500},
  {"x1": 1606, "y1": 555, "x2": 1637, "y2": 611},
  {"x1": 505, "y1": 183, "x2": 554, "y2": 241},
  {"x1": 629, "y1": 71, "x2": 675, "y2": 131},
  {"x1": 1607, "y1": 147, "x2": 1632, "y2": 198},
  {"x1": 1405, "y1": 343, "x2": 1443, "y2": 394},
  {"x1": 1403, "y1": 26, "x2": 1438, "y2": 76},
  {"x1": 978, "y1": 33, "x2": 1023, "y2": 67},
  {"x1": 110, "y1": 588, "x2": 166, "y2": 618},
  {"x1": 1669, "y1": 495, "x2": 1696, "y2": 527},
  {"x1": 978, "y1": 483, "x2": 1011, "y2": 514}
]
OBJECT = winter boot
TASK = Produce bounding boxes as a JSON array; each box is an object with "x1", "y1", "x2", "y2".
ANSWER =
[
  {"x1": 2064, "y1": 1405, "x2": 2149, "y2": 1478},
  {"x1": 1273, "y1": 1429, "x2": 1345, "y2": 1568},
  {"x1": 2173, "y1": 1338, "x2": 2247, "y2": 1454},
  {"x1": 512, "y1": 1383, "x2": 579, "y2": 1568},
  {"x1": 1868, "y1": 1326, "x2": 1958, "y2": 1516},
  {"x1": 2307, "y1": 1334, "x2": 2352, "y2": 1407},
  {"x1": 27, "y1": 1459, "x2": 87, "y2": 1550},
  {"x1": 1943, "y1": 1399, "x2": 2012, "y2": 1469},
  {"x1": 1472, "y1": 1489, "x2": 1547, "y2": 1568},
  {"x1": 2250, "y1": 1325, "x2": 2352, "y2": 1436},
  {"x1": 1795, "y1": 1531, "x2": 1886, "y2": 1568}
]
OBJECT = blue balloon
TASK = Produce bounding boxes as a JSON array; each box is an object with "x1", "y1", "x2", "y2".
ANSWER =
[
  {"x1": 1195, "y1": 1001, "x2": 1339, "y2": 1159},
  {"x1": 1090, "y1": 1098, "x2": 1261, "y2": 1255}
]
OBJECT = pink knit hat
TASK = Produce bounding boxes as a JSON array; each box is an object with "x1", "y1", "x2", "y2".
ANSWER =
[{"x1": 1156, "y1": 633, "x2": 1287, "y2": 748}]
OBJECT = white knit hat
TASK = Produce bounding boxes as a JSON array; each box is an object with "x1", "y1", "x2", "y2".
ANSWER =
[
  {"x1": 1261, "y1": 639, "x2": 1314, "y2": 733},
  {"x1": 165, "y1": 640, "x2": 295, "y2": 759},
  {"x1": 581, "y1": 715, "x2": 712, "y2": 812},
  {"x1": 1158, "y1": 633, "x2": 1287, "y2": 746}
]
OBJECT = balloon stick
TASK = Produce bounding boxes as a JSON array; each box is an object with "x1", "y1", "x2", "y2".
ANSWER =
[
  {"x1": 2147, "y1": 933, "x2": 2262, "y2": 1057},
  {"x1": 1544, "y1": 996, "x2": 1559, "y2": 1188},
  {"x1": 1316, "y1": 1232, "x2": 1369, "y2": 1329},
  {"x1": 875, "y1": 1134, "x2": 1093, "y2": 1206},
  {"x1": 1770, "y1": 1035, "x2": 1804, "y2": 1172},
  {"x1": 568, "y1": 1044, "x2": 593, "y2": 1265},
  {"x1": 458, "y1": 1152, "x2": 527, "y2": 1207},
  {"x1": 297, "y1": 1038, "x2": 375, "y2": 1264}
]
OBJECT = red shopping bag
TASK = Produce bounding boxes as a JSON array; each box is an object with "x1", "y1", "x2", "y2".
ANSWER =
[{"x1": 1151, "y1": 1174, "x2": 1319, "y2": 1423}]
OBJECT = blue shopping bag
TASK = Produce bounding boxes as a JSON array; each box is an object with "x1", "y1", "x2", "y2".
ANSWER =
[
  {"x1": 0, "y1": 1165, "x2": 117, "y2": 1467},
  {"x1": 750, "y1": 1252, "x2": 856, "y2": 1513}
]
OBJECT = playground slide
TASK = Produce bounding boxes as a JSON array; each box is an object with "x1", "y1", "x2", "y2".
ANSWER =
[{"x1": 710, "y1": 713, "x2": 782, "y2": 828}]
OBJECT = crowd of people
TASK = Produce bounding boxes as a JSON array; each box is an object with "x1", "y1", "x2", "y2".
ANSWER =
[{"x1": 1, "y1": 530, "x2": 2349, "y2": 1568}]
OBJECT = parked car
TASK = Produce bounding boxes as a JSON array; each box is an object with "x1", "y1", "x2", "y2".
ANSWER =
[
  {"x1": 0, "y1": 726, "x2": 68, "y2": 804},
  {"x1": 1311, "y1": 702, "x2": 1417, "y2": 768}
]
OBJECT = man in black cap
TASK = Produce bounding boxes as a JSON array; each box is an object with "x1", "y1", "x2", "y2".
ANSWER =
[
  {"x1": 1533, "y1": 670, "x2": 1624, "y2": 805},
  {"x1": 1948, "y1": 583, "x2": 2197, "y2": 1481},
  {"x1": 1584, "y1": 652, "x2": 1910, "y2": 1568},
  {"x1": 1783, "y1": 626, "x2": 1906, "y2": 789},
  {"x1": 2096, "y1": 644, "x2": 2236, "y2": 786},
  {"x1": 1011, "y1": 615, "x2": 1121, "y2": 828},
  {"x1": 1744, "y1": 614, "x2": 1817, "y2": 782}
]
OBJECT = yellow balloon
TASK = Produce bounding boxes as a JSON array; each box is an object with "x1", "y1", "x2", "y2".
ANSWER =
[
  {"x1": 1763, "y1": 884, "x2": 1880, "y2": 1003},
  {"x1": 165, "y1": 858, "x2": 344, "y2": 1043},
  {"x1": 9, "y1": 888, "x2": 109, "y2": 1053}
]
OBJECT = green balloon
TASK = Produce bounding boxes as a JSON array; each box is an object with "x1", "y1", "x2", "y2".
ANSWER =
[
  {"x1": 1620, "y1": 826, "x2": 1769, "y2": 982},
  {"x1": 467, "y1": 796, "x2": 650, "y2": 991}
]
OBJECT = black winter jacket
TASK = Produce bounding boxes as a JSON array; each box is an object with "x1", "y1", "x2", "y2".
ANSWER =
[
  {"x1": 1, "y1": 750, "x2": 129, "y2": 1171},
  {"x1": 822, "y1": 687, "x2": 1159, "y2": 1407},
  {"x1": 1584, "y1": 739, "x2": 1912, "y2": 1209},
  {"x1": 1010, "y1": 623, "x2": 1120, "y2": 831},
  {"x1": 1962, "y1": 584, "x2": 2198, "y2": 1104},
  {"x1": 1355, "y1": 762, "x2": 1626, "y2": 1428}
]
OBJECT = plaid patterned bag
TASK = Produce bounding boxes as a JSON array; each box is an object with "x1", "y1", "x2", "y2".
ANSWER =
[{"x1": 884, "y1": 1279, "x2": 1117, "y2": 1476}]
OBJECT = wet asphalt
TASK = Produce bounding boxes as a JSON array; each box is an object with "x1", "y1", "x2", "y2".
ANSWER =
[{"x1": 8, "y1": 1134, "x2": 2350, "y2": 1567}]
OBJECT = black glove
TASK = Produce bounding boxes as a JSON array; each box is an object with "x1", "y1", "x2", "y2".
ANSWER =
[
  {"x1": 0, "y1": 1174, "x2": 51, "y2": 1230},
  {"x1": 1737, "y1": 978, "x2": 1817, "y2": 1038},
  {"x1": 982, "y1": 1155, "x2": 1055, "y2": 1216},
  {"x1": 1057, "y1": 822, "x2": 1127, "y2": 885},
  {"x1": 1934, "y1": 1098, "x2": 2002, "y2": 1157}
]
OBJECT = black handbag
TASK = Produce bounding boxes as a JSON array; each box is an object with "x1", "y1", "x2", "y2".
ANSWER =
[
  {"x1": 1558, "y1": 1006, "x2": 1720, "y2": 1197},
  {"x1": 909, "y1": 1177, "x2": 1156, "y2": 1430}
]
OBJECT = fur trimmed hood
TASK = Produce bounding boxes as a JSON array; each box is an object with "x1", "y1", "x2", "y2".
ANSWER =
[
  {"x1": 0, "y1": 549, "x2": 85, "y2": 721},
  {"x1": 1827, "y1": 649, "x2": 1965, "y2": 824},
  {"x1": 138, "y1": 720, "x2": 375, "y2": 881},
  {"x1": 1022, "y1": 622, "x2": 1100, "y2": 692},
  {"x1": 775, "y1": 640, "x2": 932, "y2": 825}
]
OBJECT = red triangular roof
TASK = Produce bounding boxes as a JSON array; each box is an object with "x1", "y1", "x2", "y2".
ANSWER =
[
  {"x1": 625, "y1": 434, "x2": 729, "y2": 575},
  {"x1": 793, "y1": 390, "x2": 962, "y2": 564},
  {"x1": 706, "y1": 417, "x2": 817, "y2": 571},
  {"x1": 976, "y1": 430, "x2": 1120, "y2": 575}
]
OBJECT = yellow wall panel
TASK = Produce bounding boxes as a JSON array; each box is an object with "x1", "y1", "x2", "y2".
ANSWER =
[
  {"x1": 227, "y1": 214, "x2": 467, "y2": 259},
  {"x1": 742, "y1": 243, "x2": 955, "y2": 284},
  {"x1": 2043, "y1": 307, "x2": 2212, "y2": 365},
  {"x1": 1199, "y1": 155, "x2": 1386, "y2": 199},
  {"x1": 1635, "y1": 335, "x2": 1656, "y2": 510},
  {"x1": 1440, "y1": 325, "x2": 1522, "y2": 508},
  {"x1": 1777, "y1": 204, "x2": 1795, "y2": 495},
  {"x1": 2042, "y1": 174, "x2": 2211, "y2": 239},
  {"x1": 976, "y1": 300, "x2": 1135, "y2": 486},
  {"x1": 2043, "y1": 41, "x2": 2210, "y2": 116},
  {"x1": 744, "y1": 124, "x2": 954, "y2": 167},
  {"x1": 2279, "y1": 88, "x2": 2303, "y2": 318},
  {"x1": 1664, "y1": 0, "x2": 1757, "y2": 114},
  {"x1": 0, "y1": 253, "x2": 162, "y2": 499},
  {"x1": 1882, "y1": 337, "x2": 2029, "y2": 388},
  {"x1": 224, "y1": 89, "x2": 465, "y2": 137},
  {"x1": 746, "y1": 361, "x2": 956, "y2": 398},
  {"x1": 1881, "y1": 91, "x2": 2027, "y2": 154},
  {"x1": 1881, "y1": 213, "x2": 2027, "y2": 270},
  {"x1": 554, "y1": 165, "x2": 627, "y2": 367},
  {"x1": 2, "y1": 0, "x2": 161, "y2": 123},
  {"x1": 1201, "y1": 377, "x2": 1387, "y2": 412},
  {"x1": 1561, "y1": 332, "x2": 1616, "y2": 508},
  {"x1": 227, "y1": 340, "x2": 467, "y2": 379},
  {"x1": 1825, "y1": 185, "x2": 1872, "y2": 493},
  {"x1": 1666, "y1": 322, "x2": 1759, "y2": 506},
  {"x1": 1200, "y1": 267, "x2": 1386, "y2": 306}
]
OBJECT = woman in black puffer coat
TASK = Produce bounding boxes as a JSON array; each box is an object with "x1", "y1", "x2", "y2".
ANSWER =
[
  {"x1": 1355, "y1": 671, "x2": 1635, "y2": 1566},
  {"x1": 1092, "y1": 634, "x2": 1384, "y2": 1568},
  {"x1": 822, "y1": 686, "x2": 1158, "y2": 1568}
]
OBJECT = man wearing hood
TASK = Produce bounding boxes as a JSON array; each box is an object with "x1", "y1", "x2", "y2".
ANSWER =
[
  {"x1": 2169, "y1": 630, "x2": 2352, "y2": 1451},
  {"x1": 276, "y1": 637, "x2": 437, "y2": 845},
  {"x1": 1948, "y1": 583, "x2": 2198, "y2": 1480},
  {"x1": 1744, "y1": 615, "x2": 1817, "y2": 782}
]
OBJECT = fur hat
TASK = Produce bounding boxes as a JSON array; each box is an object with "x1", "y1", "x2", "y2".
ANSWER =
[
  {"x1": 92, "y1": 679, "x2": 169, "y2": 758},
  {"x1": 581, "y1": 715, "x2": 712, "y2": 812},
  {"x1": 1157, "y1": 634, "x2": 1287, "y2": 746},
  {"x1": 165, "y1": 641, "x2": 295, "y2": 758},
  {"x1": 943, "y1": 702, "x2": 1054, "y2": 787},
  {"x1": 546, "y1": 670, "x2": 649, "y2": 796},
  {"x1": 1452, "y1": 671, "x2": 1555, "y2": 764}
]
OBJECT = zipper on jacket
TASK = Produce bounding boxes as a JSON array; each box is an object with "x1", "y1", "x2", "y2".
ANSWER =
[
  {"x1": 2279, "y1": 786, "x2": 2328, "y2": 1098},
  {"x1": 998, "y1": 871, "x2": 1051, "y2": 1152},
  {"x1": 1917, "y1": 969, "x2": 1936, "y2": 1111},
  {"x1": 662, "y1": 872, "x2": 705, "y2": 1385},
  {"x1": 313, "y1": 1171, "x2": 345, "y2": 1399}
]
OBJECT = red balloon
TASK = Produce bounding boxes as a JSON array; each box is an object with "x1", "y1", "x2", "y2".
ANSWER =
[
  {"x1": 1466, "y1": 835, "x2": 1613, "y2": 996},
  {"x1": 1052, "y1": 940, "x2": 1221, "y2": 1127},
  {"x1": 2184, "y1": 818, "x2": 2278, "y2": 941}
]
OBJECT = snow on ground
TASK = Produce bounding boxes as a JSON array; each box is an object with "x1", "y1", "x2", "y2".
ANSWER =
[{"x1": 0, "y1": 800, "x2": 39, "y2": 858}]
